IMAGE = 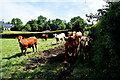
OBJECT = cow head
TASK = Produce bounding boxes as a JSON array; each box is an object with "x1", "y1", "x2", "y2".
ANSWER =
[
  {"x1": 53, "y1": 33, "x2": 57, "y2": 37},
  {"x1": 16, "y1": 36, "x2": 24, "y2": 42},
  {"x1": 67, "y1": 31, "x2": 73, "y2": 37},
  {"x1": 81, "y1": 37, "x2": 92, "y2": 48},
  {"x1": 75, "y1": 32, "x2": 82, "y2": 38}
]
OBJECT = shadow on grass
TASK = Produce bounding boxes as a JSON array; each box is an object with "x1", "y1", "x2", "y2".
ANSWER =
[
  {"x1": 7, "y1": 54, "x2": 87, "y2": 79},
  {"x1": 2, "y1": 52, "x2": 32, "y2": 60},
  {"x1": 8, "y1": 54, "x2": 65, "y2": 79}
]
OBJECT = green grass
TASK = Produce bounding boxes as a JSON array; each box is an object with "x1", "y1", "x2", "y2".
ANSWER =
[
  {"x1": 2, "y1": 29, "x2": 69, "y2": 35},
  {"x1": 1, "y1": 38, "x2": 63, "y2": 79}
]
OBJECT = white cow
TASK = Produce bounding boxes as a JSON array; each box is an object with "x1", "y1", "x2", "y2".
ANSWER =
[{"x1": 53, "y1": 33, "x2": 66, "y2": 43}]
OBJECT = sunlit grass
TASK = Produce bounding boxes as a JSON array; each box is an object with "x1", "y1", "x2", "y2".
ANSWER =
[{"x1": 2, "y1": 38, "x2": 63, "y2": 79}]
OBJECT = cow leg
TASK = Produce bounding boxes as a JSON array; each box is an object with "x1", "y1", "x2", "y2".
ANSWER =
[
  {"x1": 78, "y1": 44, "x2": 81, "y2": 56},
  {"x1": 32, "y1": 46, "x2": 34, "y2": 52},
  {"x1": 74, "y1": 48, "x2": 77, "y2": 57},
  {"x1": 64, "y1": 48, "x2": 68, "y2": 63},
  {"x1": 34, "y1": 40, "x2": 38, "y2": 52},
  {"x1": 25, "y1": 47, "x2": 27, "y2": 56},
  {"x1": 45, "y1": 37, "x2": 47, "y2": 41},
  {"x1": 35, "y1": 44, "x2": 37, "y2": 52},
  {"x1": 20, "y1": 47, "x2": 23, "y2": 55},
  {"x1": 80, "y1": 43, "x2": 82, "y2": 56},
  {"x1": 84, "y1": 53, "x2": 86, "y2": 60},
  {"x1": 61, "y1": 38, "x2": 63, "y2": 43},
  {"x1": 71, "y1": 52, "x2": 75, "y2": 63},
  {"x1": 84, "y1": 52, "x2": 87, "y2": 60},
  {"x1": 87, "y1": 52, "x2": 89, "y2": 59},
  {"x1": 21, "y1": 49, "x2": 23, "y2": 56}
]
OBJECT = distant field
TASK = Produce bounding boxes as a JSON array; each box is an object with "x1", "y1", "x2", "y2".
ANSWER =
[
  {"x1": 2, "y1": 30, "x2": 43, "y2": 34},
  {"x1": 1, "y1": 38, "x2": 63, "y2": 78}
]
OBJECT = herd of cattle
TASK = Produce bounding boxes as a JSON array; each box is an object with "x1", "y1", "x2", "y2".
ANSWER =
[{"x1": 16, "y1": 31, "x2": 92, "y2": 63}]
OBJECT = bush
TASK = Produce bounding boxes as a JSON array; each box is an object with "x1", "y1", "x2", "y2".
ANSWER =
[{"x1": 88, "y1": 2, "x2": 120, "y2": 79}]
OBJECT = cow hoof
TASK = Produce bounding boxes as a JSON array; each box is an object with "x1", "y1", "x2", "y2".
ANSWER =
[
  {"x1": 84, "y1": 57, "x2": 85, "y2": 60},
  {"x1": 63, "y1": 61, "x2": 68, "y2": 64},
  {"x1": 69, "y1": 53, "x2": 72, "y2": 56}
]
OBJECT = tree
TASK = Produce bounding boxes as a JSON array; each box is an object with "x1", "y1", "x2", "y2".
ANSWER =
[
  {"x1": 5, "y1": 22, "x2": 10, "y2": 24},
  {"x1": 59, "y1": 23, "x2": 66, "y2": 30},
  {"x1": 70, "y1": 16, "x2": 81, "y2": 24},
  {"x1": 55, "y1": 18, "x2": 62, "y2": 25},
  {"x1": 72, "y1": 16, "x2": 86, "y2": 31},
  {"x1": 66, "y1": 22, "x2": 72, "y2": 29},
  {"x1": 37, "y1": 15, "x2": 47, "y2": 25},
  {"x1": 37, "y1": 15, "x2": 48, "y2": 31},
  {"x1": 86, "y1": 2, "x2": 109, "y2": 25},
  {"x1": 25, "y1": 24, "x2": 31, "y2": 31},
  {"x1": 32, "y1": 20, "x2": 38, "y2": 31},
  {"x1": 49, "y1": 18, "x2": 62, "y2": 31},
  {"x1": 27, "y1": 19, "x2": 38, "y2": 31},
  {"x1": 11, "y1": 18, "x2": 23, "y2": 31},
  {"x1": 50, "y1": 19, "x2": 57, "y2": 30},
  {"x1": 38, "y1": 24, "x2": 43, "y2": 31}
]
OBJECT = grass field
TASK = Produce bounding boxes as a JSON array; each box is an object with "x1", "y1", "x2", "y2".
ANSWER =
[
  {"x1": 1, "y1": 36, "x2": 89, "y2": 79},
  {"x1": 1, "y1": 38, "x2": 63, "y2": 79}
]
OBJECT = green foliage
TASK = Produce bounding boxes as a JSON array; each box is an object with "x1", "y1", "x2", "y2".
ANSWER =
[
  {"x1": 5, "y1": 22, "x2": 11, "y2": 24},
  {"x1": 66, "y1": 22, "x2": 72, "y2": 29},
  {"x1": 59, "y1": 23, "x2": 66, "y2": 30},
  {"x1": 11, "y1": 18, "x2": 23, "y2": 31},
  {"x1": 72, "y1": 16, "x2": 86, "y2": 31},
  {"x1": 70, "y1": 16, "x2": 81, "y2": 24},
  {"x1": 10, "y1": 15, "x2": 88, "y2": 32},
  {"x1": 37, "y1": 15, "x2": 47, "y2": 25},
  {"x1": 2, "y1": 38, "x2": 62, "y2": 79},
  {"x1": 32, "y1": 21, "x2": 38, "y2": 31},
  {"x1": 89, "y1": 2, "x2": 120, "y2": 79},
  {"x1": 27, "y1": 19, "x2": 38, "y2": 31},
  {"x1": 25, "y1": 24, "x2": 31, "y2": 31},
  {"x1": 49, "y1": 18, "x2": 63, "y2": 30}
]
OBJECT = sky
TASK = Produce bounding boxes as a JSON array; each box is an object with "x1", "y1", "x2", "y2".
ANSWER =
[{"x1": 0, "y1": 0, "x2": 107, "y2": 25}]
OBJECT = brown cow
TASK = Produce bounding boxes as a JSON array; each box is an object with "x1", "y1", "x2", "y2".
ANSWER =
[
  {"x1": 41, "y1": 34, "x2": 48, "y2": 41},
  {"x1": 64, "y1": 36, "x2": 79, "y2": 63},
  {"x1": 17, "y1": 36, "x2": 38, "y2": 56}
]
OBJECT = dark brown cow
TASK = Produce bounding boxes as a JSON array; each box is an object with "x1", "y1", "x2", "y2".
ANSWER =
[
  {"x1": 41, "y1": 34, "x2": 48, "y2": 41},
  {"x1": 64, "y1": 36, "x2": 79, "y2": 63},
  {"x1": 80, "y1": 36, "x2": 92, "y2": 60},
  {"x1": 17, "y1": 36, "x2": 38, "y2": 56}
]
